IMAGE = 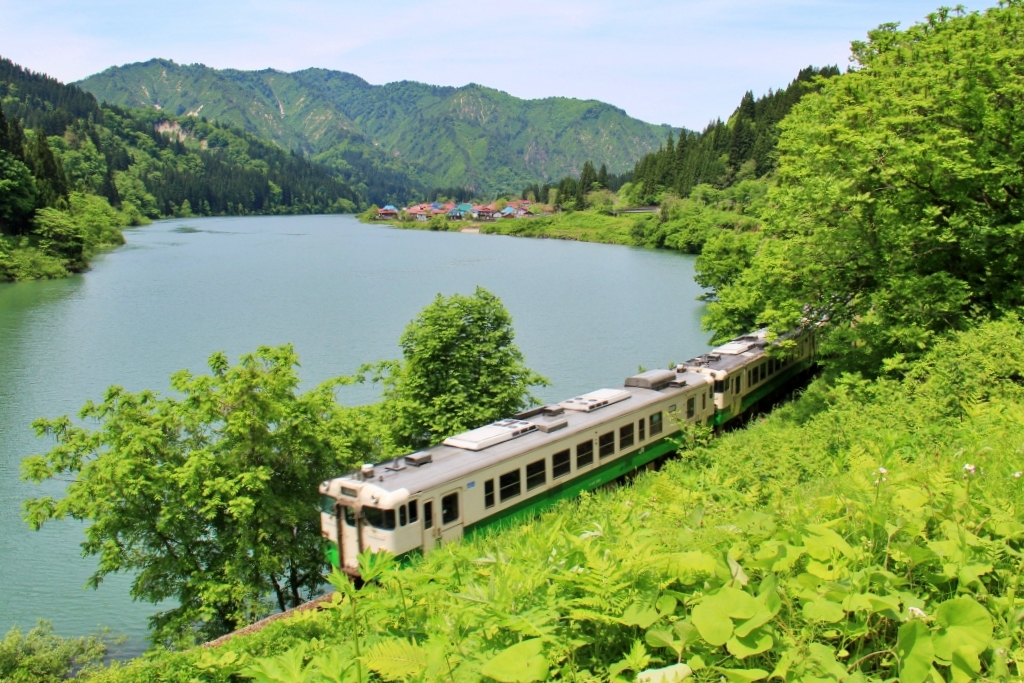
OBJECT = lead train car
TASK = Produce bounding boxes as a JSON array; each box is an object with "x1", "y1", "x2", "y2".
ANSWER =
[{"x1": 319, "y1": 327, "x2": 815, "y2": 574}]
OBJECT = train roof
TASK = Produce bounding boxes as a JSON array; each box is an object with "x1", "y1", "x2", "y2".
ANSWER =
[
  {"x1": 677, "y1": 328, "x2": 773, "y2": 375},
  {"x1": 333, "y1": 369, "x2": 712, "y2": 496}
]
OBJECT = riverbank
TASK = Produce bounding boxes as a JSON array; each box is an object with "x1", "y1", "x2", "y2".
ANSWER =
[
  {"x1": 0, "y1": 194, "x2": 149, "y2": 283},
  {"x1": 369, "y1": 210, "x2": 641, "y2": 247}
]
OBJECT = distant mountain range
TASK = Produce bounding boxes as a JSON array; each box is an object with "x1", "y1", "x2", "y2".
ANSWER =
[{"x1": 78, "y1": 60, "x2": 677, "y2": 194}]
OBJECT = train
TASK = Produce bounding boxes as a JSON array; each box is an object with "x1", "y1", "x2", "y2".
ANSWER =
[{"x1": 319, "y1": 327, "x2": 816, "y2": 574}]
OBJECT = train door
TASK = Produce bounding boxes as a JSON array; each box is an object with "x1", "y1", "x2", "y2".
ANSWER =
[
  {"x1": 339, "y1": 503, "x2": 360, "y2": 572},
  {"x1": 439, "y1": 490, "x2": 463, "y2": 543},
  {"x1": 422, "y1": 499, "x2": 439, "y2": 553}
]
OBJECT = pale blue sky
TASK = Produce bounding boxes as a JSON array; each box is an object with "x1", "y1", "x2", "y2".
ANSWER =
[{"x1": 0, "y1": 0, "x2": 982, "y2": 129}]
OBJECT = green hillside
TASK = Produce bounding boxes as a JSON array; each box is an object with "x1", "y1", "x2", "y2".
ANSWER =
[{"x1": 77, "y1": 60, "x2": 676, "y2": 194}]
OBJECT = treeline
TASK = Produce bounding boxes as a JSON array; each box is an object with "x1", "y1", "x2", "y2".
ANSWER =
[
  {"x1": 0, "y1": 56, "x2": 370, "y2": 280},
  {"x1": 537, "y1": 65, "x2": 839, "y2": 214},
  {"x1": 520, "y1": 161, "x2": 632, "y2": 208}
]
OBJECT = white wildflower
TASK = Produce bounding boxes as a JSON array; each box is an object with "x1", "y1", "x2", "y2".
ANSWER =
[
  {"x1": 907, "y1": 606, "x2": 927, "y2": 620},
  {"x1": 1014, "y1": 471, "x2": 1022, "y2": 479},
  {"x1": 963, "y1": 463, "x2": 976, "y2": 476},
  {"x1": 878, "y1": 467, "x2": 888, "y2": 475}
]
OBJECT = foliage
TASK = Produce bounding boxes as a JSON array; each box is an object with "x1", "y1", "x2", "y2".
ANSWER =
[
  {"x1": 0, "y1": 620, "x2": 108, "y2": 683},
  {"x1": 702, "y1": 4, "x2": 1024, "y2": 372},
  {"x1": 21, "y1": 346, "x2": 362, "y2": 647},
  {"x1": 76, "y1": 317, "x2": 1024, "y2": 682},
  {"x1": 363, "y1": 287, "x2": 549, "y2": 450},
  {"x1": 631, "y1": 181, "x2": 766, "y2": 254},
  {"x1": 628, "y1": 66, "x2": 839, "y2": 204}
]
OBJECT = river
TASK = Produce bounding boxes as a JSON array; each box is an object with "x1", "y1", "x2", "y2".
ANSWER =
[{"x1": 0, "y1": 214, "x2": 709, "y2": 653}]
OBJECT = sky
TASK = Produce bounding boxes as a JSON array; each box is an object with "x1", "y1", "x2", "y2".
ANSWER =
[{"x1": 0, "y1": 0, "x2": 982, "y2": 130}]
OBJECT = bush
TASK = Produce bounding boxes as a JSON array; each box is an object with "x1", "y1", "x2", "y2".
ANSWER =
[{"x1": 0, "y1": 621, "x2": 107, "y2": 683}]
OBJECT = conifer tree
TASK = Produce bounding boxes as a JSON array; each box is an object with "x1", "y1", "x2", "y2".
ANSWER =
[
  {"x1": 26, "y1": 132, "x2": 68, "y2": 208},
  {"x1": 597, "y1": 164, "x2": 608, "y2": 189},
  {"x1": 7, "y1": 117, "x2": 26, "y2": 162}
]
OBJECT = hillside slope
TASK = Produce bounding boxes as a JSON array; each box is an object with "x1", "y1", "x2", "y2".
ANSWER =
[{"x1": 78, "y1": 60, "x2": 676, "y2": 193}]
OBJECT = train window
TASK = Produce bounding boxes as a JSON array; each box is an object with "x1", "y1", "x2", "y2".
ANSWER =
[
  {"x1": 736, "y1": 375, "x2": 742, "y2": 393},
  {"x1": 769, "y1": 359, "x2": 776, "y2": 376},
  {"x1": 553, "y1": 449, "x2": 571, "y2": 479},
  {"x1": 619, "y1": 424, "x2": 634, "y2": 450},
  {"x1": 363, "y1": 506, "x2": 396, "y2": 530},
  {"x1": 526, "y1": 459, "x2": 546, "y2": 490},
  {"x1": 599, "y1": 432, "x2": 615, "y2": 458},
  {"x1": 650, "y1": 412, "x2": 663, "y2": 435},
  {"x1": 341, "y1": 487, "x2": 358, "y2": 498},
  {"x1": 424, "y1": 501, "x2": 433, "y2": 529},
  {"x1": 577, "y1": 440, "x2": 594, "y2": 468},
  {"x1": 702, "y1": 392, "x2": 706, "y2": 411},
  {"x1": 687, "y1": 397, "x2": 695, "y2": 419},
  {"x1": 714, "y1": 380, "x2": 725, "y2": 393},
  {"x1": 399, "y1": 505, "x2": 407, "y2": 527},
  {"x1": 484, "y1": 479, "x2": 495, "y2": 508},
  {"x1": 408, "y1": 500, "x2": 418, "y2": 523},
  {"x1": 320, "y1": 494, "x2": 336, "y2": 515},
  {"x1": 638, "y1": 418, "x2": 646, "y2": 441},
  {"x1": 441, "y1": 493, "x2": 459, "y2": 524},
  {"x1": 343, "y1": 506, "x2": 356, "y2": 527},
  {"x1": 760, "y1": 364, "x2": 767, "y2": 381},
  {"x1": 499, "y1": 470, "x2": 522, "y2": 502}
]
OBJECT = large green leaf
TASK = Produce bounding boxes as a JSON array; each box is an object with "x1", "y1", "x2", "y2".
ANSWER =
[
  {"x1": 726, "y1": 630, "x2": 773, "y2": 659},
  {"x1": 950, "y1": 645, "x2": 981, "y2": 683},
  {"x1": 692, "y1": 601, "x2": 734, "y2": 646},
  {"x1": 481, "y1": 639, "x2": 548, "y2": 683},
  {"x1": 802, "y1": 598, "x2": 846, "y2": 623},
  {"x1": 931, "y1": 598, "x2": 993, "y2": 664},
  {"x1": 897, "y1": 620, "x2": 934, "y2": 683},
  {"x1": 623, "y1": 603, "x2": 661, "y2": 629}
]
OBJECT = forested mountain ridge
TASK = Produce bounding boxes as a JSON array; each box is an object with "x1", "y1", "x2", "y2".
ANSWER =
[
  {"x1": 0, "y1": 56, "x2": 368, "y2": 280},
  {"x1": 78, "y1": 59, "x2": 677, "y2": 194}
]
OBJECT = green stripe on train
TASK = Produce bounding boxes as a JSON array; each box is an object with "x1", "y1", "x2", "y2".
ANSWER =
[{"x1": 464, "y1": 434, "x2": 680, "y2": 538}]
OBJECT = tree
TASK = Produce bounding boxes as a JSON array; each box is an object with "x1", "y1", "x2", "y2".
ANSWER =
[
  {"x1": 25, "y1": 132, "x2": 68, "y2": 208},
  {"x1": 0, "y1": 150, "x2": 37, "y2": 234},
  {"x1": 33, "y1": 208, "x2": 85, "y2": 269},
  {"x1": 702, "y1": 5, "x2": 1024, "y2": 374},
  {"x1": 597, "y1": 164, "x2": 609, "y2": 190},
  {"x1": 22, "y1": 346, "x2": 359, "y2": 646},
  {"x1": 367, "y1": 288, "x2": 549, "y2": 450}
]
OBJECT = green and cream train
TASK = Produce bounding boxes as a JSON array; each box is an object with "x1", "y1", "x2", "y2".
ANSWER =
[{"x1": 319, "y1": 327, "x2": 816, "y2": 574}]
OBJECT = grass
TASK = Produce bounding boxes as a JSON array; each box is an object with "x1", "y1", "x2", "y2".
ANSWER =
[{"x1": 368, "y1": 211, "x2": 638, "y2": 248}]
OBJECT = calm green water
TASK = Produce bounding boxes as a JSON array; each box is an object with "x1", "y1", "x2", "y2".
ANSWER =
[{"x1": 0, "y1": 215, "x2": 708, "y2": 652}]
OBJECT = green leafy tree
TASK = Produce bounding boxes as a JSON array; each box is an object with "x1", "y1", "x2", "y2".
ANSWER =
[
  {"x1": 21, "y1": 345, "x2": 358, "y2": 646},
  {"x1": 704, "y1": 5, "x2": 1024, "y2": 373},
  {"x1": 366, "y1": 287, "x2": 549, "y2": 450},
  {"x1": 32, "y1": 208, "x2": 85, "y2": 270}
]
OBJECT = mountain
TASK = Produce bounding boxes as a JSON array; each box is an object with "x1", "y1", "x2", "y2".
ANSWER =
[{"x1": 78, "y1": 60, "x2": 677, "y2": 194}]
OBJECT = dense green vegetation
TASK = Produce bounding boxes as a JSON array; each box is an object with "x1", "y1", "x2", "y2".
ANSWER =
[
  {"x1": 58, "y1": 316, "x2": 1024, "y2": 683},
  {"x1": 77, "y1": 61, "x2": 675, "y2": 195},
  {"x1": 0, "y1": 57, "x2": 363, "y2": 281},
  {"x1": 0, "y1": 621, "x2": 110, "y2": 682},
  {"x1": 698, "y1": 4, "x2": 1024, "y2": 371},
  {"x1": 21, "y1": 289, "x2": 545, "y2": 648}
]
